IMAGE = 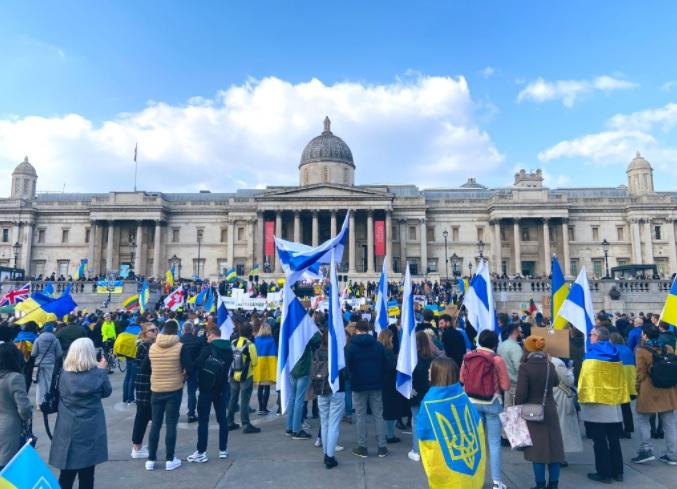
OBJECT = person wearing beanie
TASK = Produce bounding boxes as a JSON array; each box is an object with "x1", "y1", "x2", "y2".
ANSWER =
[
  {"x1": 31, "y1": 322, "x2": 63, "y2": 405},
  {"x1": 515, "y1": 336, "x2": 565, "y2": 489}
]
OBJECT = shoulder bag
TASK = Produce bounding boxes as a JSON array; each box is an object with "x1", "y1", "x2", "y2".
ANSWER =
[{"x1": 520, "y1": 360, "x2": 550, "y2": 423}]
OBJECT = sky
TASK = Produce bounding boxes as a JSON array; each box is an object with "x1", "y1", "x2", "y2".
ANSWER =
[{"x1": 1, "y1": 1, "x2": 677, "y2": 195}]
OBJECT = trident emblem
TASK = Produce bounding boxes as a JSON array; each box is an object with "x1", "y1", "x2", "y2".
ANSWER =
[{"x1": 435, "y1": 403, "x2": 480, "y2": 472}]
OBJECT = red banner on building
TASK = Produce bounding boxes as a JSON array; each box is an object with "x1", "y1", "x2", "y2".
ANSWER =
[
  {"x1": 264, "y1": 221, "x2": 275, "y2": 257},
  {"x1": 374, "y1": 220, "x2": 385, "y2": 256}
]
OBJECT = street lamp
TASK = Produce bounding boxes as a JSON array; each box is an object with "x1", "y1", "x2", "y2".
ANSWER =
[
  {"x1": 468, "y1": 260, "x2": 473, "y2": 277},
  {"x1": 12, "y1": 241, "x2": 21, "y2": 268},
  {"x1": 169, "y1": 254, "x2": 180, "y2": 280},
  {"x1": 196, "y1": 230, "x2": 203, "y2": 279},
  {"x1": 602, "y1": 238, "x2": 610, "y2": 279},
  {"x1": 477, "y1": 239, "x2": 485, "y2": 261},
  {"x1": 442, "y1": 230, "x2": 449, "y2": 283}
]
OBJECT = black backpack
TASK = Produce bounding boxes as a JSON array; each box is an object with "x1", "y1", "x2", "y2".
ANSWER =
[
  {"x1": 310, "y1": 349, "x2": 331, "y2": 396},
  {"x1": 199, "y1": 352, "x2": 228, "y2": 391},
  {"x1": 644, "y1": 346, "x2": 677, "y2": 389}
]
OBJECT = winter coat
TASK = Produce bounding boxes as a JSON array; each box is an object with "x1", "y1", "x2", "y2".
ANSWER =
[
  {"x1": 382, "y1": 348, "x2": 407, "y2": 420},
  {"x1": 345, "y1": 333, "x2": 387, "y2": 392},
  {"x1": 135, "y1": 341, "x2": 152, "y2": 406},
  {"x1": 635, "y1": 346, "x2": 677, "y2": 413},
  {"x1": 515, "y1": 353, "x2": 565, "y2": 464},
  {"x1": 411, "y1": 356, "x2": 433, "y2": 407},
  {"x1": 195, "y1": 339, "x2": 233, "y2": 394},
  {"x1": 551, "y1": 357, "x2": 582, "y2": 453},
  {"x1": 31, "y1": 332, "x2": 63, "y2": 366},
  {"x1": 49, "y1": 367, "x2": 112, "y2": 470},
  {"x1": 180, "y1": 333, "x2": 204, "y2": 362},
  {"x1": 441, "y1": 327, "x2": 466, "y2": 370},
  {"x1": 0, "y1": 371, "x2": 32, "y2": 466}
]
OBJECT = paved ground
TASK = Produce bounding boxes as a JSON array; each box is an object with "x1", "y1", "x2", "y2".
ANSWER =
[{"x1": 29, "y1": 372, "x2": 676, "y2": 489}]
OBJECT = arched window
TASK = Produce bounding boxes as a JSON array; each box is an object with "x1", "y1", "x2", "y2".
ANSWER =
[{"x1": 322, "y1": 166, "x2": 329, "y2": 183}]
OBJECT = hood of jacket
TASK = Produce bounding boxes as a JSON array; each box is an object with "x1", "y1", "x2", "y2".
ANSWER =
[
  {"x1": 211, "y1": 339, "x2": 231, "y2": 351},
  {"x1": 155, "y1": 333, "x2": 180, "y2": 349},
  {"x1": 350, "y1": 333, "x2": 377, "y2": 348}
]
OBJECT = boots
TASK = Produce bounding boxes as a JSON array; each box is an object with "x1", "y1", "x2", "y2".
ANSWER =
[
  {"x1": 547, "y1": 482, "x2": 559, "y2": 489},
  {"x1": 530, "y1": 484, "x2": 546, "y2": 489}
]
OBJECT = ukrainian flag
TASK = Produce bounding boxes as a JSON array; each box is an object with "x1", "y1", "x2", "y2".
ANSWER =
[
  {"x1": 615, "y1": 343, "x2": 637, "y2": 397},
  {"x1": 166, "y1": 266, "x2": 175, "y2": 288},
  {"x1": 660, "y1": 276, "x2": 677, "y2": 327},
  {"x1": 417, "y1": 383, "x2": 486, "y2": 489},
  {"x1": 203, "y1": 287, "x2": 216, "y2": 312},
  {"x1": 74, "y1": 258, "x2": 88, "y2": 280},
  {"x1": 225, "y1": 267, "x2": 237, "y2": 283},
  {"x1": 387, "y1": 299, "x2": 400, "y2": 317},
  {"x1": 254, "y1": 335, "x2": 278, "y2": 384},
  {"x1": 551, "y1": 257, "x2": 570, "y2": 329},
  {"x1": 139, "y1": 281, "x2": 150, "y2": 313},
  {"x1": 251, "y1": 263, "x2": 261, "y2": 275},
  {"x1": 0, "y1": 441, "x2": 61, "y2": 489},
  {"x1": 578, "y1": 340, "x2": 629, "y2": 405},
  {"x1": 96, "y1": 280, "x2": 124, "y2": 293},
  {"x1": 15, "y1": 292, "x2": 77, "y2": 327}
]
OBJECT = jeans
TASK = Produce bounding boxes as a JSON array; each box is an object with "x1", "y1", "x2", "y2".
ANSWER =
[
  {"x1": 36, "y1": 364, "x2": 54, "y2": 405},
  {"x1": 584, "y1": 421, "x2": 623, "y2": 479},
  {"x1": 186, "y1": 370, "x2": 198, "y2": 417},
  {"x1": 344, "y1": 379, "x2": 353, "y2": 415},
  {"x1": 197, "y1": 388, "x2": 229, "y2": 453},
  {"x1": 637, "y1": 410, "x2": 676, "y2": 460},
  {"x1": 132, "y1": 402, "x2": 152, "y2": 445},
  {"x1": 353, "y1": 390, "x2": 386, "y2": 449},
  {"x1": 385, "y1": 419, "x2": 396, "y2": 438},
  {"x1": 285, "y1": 375, "x2": 310, "y2": 433},
  {"x1": 123, "y1": 359, "x2": 138, "y2": 403},
  {"x1": 411, "y1": 405, "x2": 420, "y2": 453},
  {"x1": 319, "y1": 392, "x2": 345, "y2": 457},
  {"x1": 227, "y1": 377, "x2": 254, "y2": 426},
  {"x1": 257, "y1": 385, "x2": 271, "y2": 412},
  {"x1": 59, "y1": 466, "x2": 94, "y2": 489},
  {"x1": 533, "y1": 462, "x2": 560, "y2": 484},
  {"x1": 473, "y1": 398, "x2": 503, "y2": 483},
  {"x1": 148, "y1": 389, "x2": 183, "y2": 461}
]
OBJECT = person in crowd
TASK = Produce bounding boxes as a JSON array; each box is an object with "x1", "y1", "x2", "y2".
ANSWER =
[
  {"x1": 130, "y1": 322, "x2": 158, "y2": 459},
  {"x1": 497, "y1": 322, "x2": 523, "y2": 445},
  {"x1": 14, "y1": 322, "x2": 38, "y2": 391},
  {"x1": 345, "y1": 319, "x2": 388, "y2": 458},
  {"x1": 460, "y1": 330, "x2": 510, "y2": 489},
  {"x1": 610, "y1": 332, "x2": 636, "y2": 438},
  {"x1": 56, "y1": 318, "x2": 89, "y2": 354},
  {"x1": 626, "y1": 317, "x2": 645, "y2": 351},
  {"x1": 515, "y1": 336, "x2": 565, "y2": 489},
  {"x1": 187, "y1": 327, "x2": 233, "y2": 463},
  {"x1": 0, "y1": 342, "x2": 32, "y2": 470},
  {"x1": 145, "y1": 319, "x2": 193, "y2": 471},
  {"x1": 120, "y1": 318, "x2": 142, "y2": 404},
  {"x1": 88, "y1": 316, "x2": 104, "y2": 354},
  {"x1": 227, "y1": 322, "x2": 261, "y2": 434},
  {"x1": 180, "y1": 322, "x2": 203, "y2": 423},
  {"x1": 658, "y1": 320, "x2": 677, "y2": 351},
  {"x1": 631, "y1": 324, "x2": 677, "y2": 465},
  {"x1": 284, "y1": 326, "x2": 321, "y2": 439},
  {"x1": 550, "y1": 352, "x2": 582, "y2": 465},
  {"x1": 101, "y1": 313, "x2": 116, "y2": 356},
  {"x1": 408, "y1": 331, "x2": 433, "y2": 462},
  {"x1": 378, "y1": 329, "x2": 403, "y2": 444},
  {"x1": 415, "y1": 309, "x2": 436, "y2": 336},
  {"x1": 254, "y1": 323, "x2": 277, "y2": 415},
  {"x1": 49, "y1": 338, "x2": 111, "y2": 489},
  {"x1": 440, "y1": 313, "x2": 466, "y2": 369},
  {"x1": 31, "y1": 322, "x2": 63, "y2": 406}
]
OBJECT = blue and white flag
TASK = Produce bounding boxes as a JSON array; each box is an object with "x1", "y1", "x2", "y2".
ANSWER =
[
  {"x1": 374, "y1": 256, "x2": 389, "y2": 334},
  {"x1": 558, "y1": 267, "x2": 595, "y2": 350},
  {"x1": 328, "y1": 250, "x2": 346, "y2": 393},
  {"x1": 463, "y1": 259, "x2": 499, "y2": 337},
  {"x1": 277, "y1": 282, "x2": 319, "y2": 413},
  {"x1": 217, "y1": 294, "x2": 235, "y2": 339},
  {"x1": 396, "y1": 263, "x2": 418, "y2": 399},
  {"x1": 275, "y1": 211, "x2": 350, "y2": 285}
]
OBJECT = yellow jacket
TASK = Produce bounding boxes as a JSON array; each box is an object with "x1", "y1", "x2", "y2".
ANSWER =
[
  {"x1": 102, "y1": 320, "x2": 117, "y2": 342},
  {"x1": 233, "y1": 336, "x2": 257, "y2": 382}
]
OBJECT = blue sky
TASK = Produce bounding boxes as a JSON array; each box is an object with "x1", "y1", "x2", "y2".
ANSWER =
[{"x1": 1, "y1": 1, "x2": 676, "y2": 193}]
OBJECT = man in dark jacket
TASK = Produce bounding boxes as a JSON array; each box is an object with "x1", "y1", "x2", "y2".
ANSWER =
[
  {"x1": 345, "y1": 320, "x2": 388, "y2": 458},
  {"x1": 187, "y1": 327, "x2": 233, "y2": 463},
  {"x1": 440, "y1": 314, "x2": 466, "y2": 369},
  {"x1": 181, "y1": 322, "x2": 204, "y2": 422},
  {"x1": 55, "y1": 320, "x2": 88, "y2": 353}
]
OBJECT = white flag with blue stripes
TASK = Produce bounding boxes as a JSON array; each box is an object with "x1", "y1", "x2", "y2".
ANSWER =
[
  {"x1": 396, "y1": 263, "x2": 417, "y2": 399},
  {"x1": 374, "y1": 257, "x2": 389, "y2": 334},
  {"x1": 276, "y1": 282, "x2": 319, "y2": 414},
  {"x1": 328, "y1": 250, "x2": 346, "y2": 393},
  {"x1": 558, "y1": 267, "x2": 595, "y2": 350},
  {"x1": 217, "y1": 294, "x2": 235, "y2": 339},
  {"x1": 463, "y1": 259, "x2": 499, "y2": 336}
]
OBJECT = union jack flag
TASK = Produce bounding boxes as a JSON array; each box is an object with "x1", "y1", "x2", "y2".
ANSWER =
[{"x1": 0, "y1": 283, "x2": 31, "y2": 306}]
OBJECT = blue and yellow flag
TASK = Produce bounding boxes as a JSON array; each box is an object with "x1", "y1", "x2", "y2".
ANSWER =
[
  {"x1": 660, "y1": 276, "x2": 677, "y2": 327},
  {"x1": 15, "y1": 292, "x2": 78, "y2": 327},
  {"x1": 387, "y1": 299, "x2": 400, "y2": 317},
  {"x1": 578, "y1": 341, "x2": 630, "y2": 405},
  {"x1": 0, "y1": 441, "x2": 61, "y2": 489},
  {"x1": 74, "y1": 258, "x2": 88, "y2": 280},
  {"x1": 251, "y1": 263, "x2": 261, "y2": 275},
  {"x1": 42, "y1": 282, "x2": 55, "y2": 298},
  {"x1": 225, "y1": 267, "x2": 237, "y2": 283},
  {"x1": 139, "y1": 281, "x2": 149, "y2": 313},
  {"x1": 615, "y1": 343, "x2": 637, "y2": 397},
  {"x1": 551, "y1": 257, "x2": 569, "y2": 329},
  {"x1": 96, "y1": 280, "x2": 124, "y2": 293},
  {"x1": 417, "y1": 383, "x2": 486, "y2": 489},
  {"x1": 166, "y1": 266, "x2": 175, "y2": 288},
  {"x1": 203, "y1": 287, "x2": 216, "y2": 313},
  {"x1": 254, "y1": 335, "x2": 278, "y2": 383}
]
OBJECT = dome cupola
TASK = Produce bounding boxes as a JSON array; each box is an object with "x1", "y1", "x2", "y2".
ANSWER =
[
  {"x1": 299, "y1": 117, "x2": 355, "y2": 186},
  {"x1": 626, "y1": 151, "x2": 654, "y2": 194},
  {"x1": 11, "y1": 156, "x2": 38, "y2": 199}
]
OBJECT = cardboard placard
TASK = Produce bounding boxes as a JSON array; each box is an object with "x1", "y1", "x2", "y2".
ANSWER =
[{"x1": 531, "y1": 326, "x2": 570, "y2": 359}]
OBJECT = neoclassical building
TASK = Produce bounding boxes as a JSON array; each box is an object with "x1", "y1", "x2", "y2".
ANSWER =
[{"x1": 1, "y1": 117, "x2": 676, "y2": 281}]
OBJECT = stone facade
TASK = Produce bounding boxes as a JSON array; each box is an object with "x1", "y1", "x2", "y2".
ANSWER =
[{"x1": 1, "y1": 120, "x2": 676, "y2": 281}]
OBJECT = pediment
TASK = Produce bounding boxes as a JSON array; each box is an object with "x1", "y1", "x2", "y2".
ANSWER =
[{"x1": 259, "y1": 184, "x2": 391, "y2": 200}]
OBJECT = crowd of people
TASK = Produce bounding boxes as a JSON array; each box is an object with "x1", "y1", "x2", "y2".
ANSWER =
[{"x1": 0, "y1": 297, "x2": 675, "y2": 488}]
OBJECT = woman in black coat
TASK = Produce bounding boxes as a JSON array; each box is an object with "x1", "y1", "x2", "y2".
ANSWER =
[{"x1": 378, "y1": 329, "x2": 407, "y2": 444}]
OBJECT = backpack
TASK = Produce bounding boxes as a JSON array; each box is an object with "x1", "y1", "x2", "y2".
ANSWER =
[
  {"x1": 461, "y1": 351, "x2": 499, "y2": 401},
  {"x1": 644, "y1": 346, "x2": 677, "y2": 389},
  {"x1": 310, "y1": 349, "x2": 331, "y2": 396},
  {"x1": 199, "y1": 351, "x2": 228, "y2": 391},
  {"x1": 232, "y1": 340, "x2": 250, "y2": 373}
]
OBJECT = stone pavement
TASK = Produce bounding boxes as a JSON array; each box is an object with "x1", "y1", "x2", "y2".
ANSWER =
[{"x1": 30, "y1": 372, "x2": 676, "y2": 489}]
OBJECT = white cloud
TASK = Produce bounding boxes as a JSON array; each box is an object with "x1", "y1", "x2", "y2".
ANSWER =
[
  {"x1": 480, "y1": 66, "x2": 496, "y2": 79},
  {"x1": 607, "y1": 103, "x2": 677, "y2": 132},
  {"x1": 517, "y1": 75, "x2": 637, "y2": 107},
  {"x1": 538, "y1": 130, "x2": 656, "y2": 163},
  {"x1": 661, "y1": 80, "x2": 677, "y2": 92},
  {"x1": 0, "y1": 75, "x2": 504, "y2": 194}
]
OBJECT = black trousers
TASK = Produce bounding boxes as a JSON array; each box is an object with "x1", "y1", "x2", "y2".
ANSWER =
[
  {"x1": 621, "y1": 402, "x2": 634, "y2": 433},
  {"x1": 132, "y1": 402, "x2": 152, "y2": 445},
  {"x1": 585, "y1": 422, "x2": 623, "y2": 478},
  {"x1": 59, "y1": 466, "x2": 95, "y2": 489},
  {"x1": 257, "y1": 385, "x2": 270, "y2": 411},
  {"x1": 197, "y1": 389, "x2": 229, "y2": 452}
]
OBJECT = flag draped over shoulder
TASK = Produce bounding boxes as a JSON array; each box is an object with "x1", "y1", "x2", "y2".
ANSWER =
[
  {"x1": 15, "y1": 292, "x2": 77, "y2": 326},
  {"x1": 417, "y1": 383, "x2": 486, "y2": 489},
  {"x1": 660, "y1": 276, "x2": 677, "y2": 327},
  {"x1": 558, "y1": 267, "x2": 594, "y2": 350},
  {"x1": 0, "y1": 442, "x2": 61, "y2": 489},
  {"x1": 328, "y1": 250, "x2": 346, "y2": 393},
  {"x1": 254, "y1": 335, "x2": 278, "y2": 384},
  {"x1": 374, "y1": 257, "x2": 389, "y2": 334},
  {"x1": 551, "y1": 257, "x2": 569, "y2": 330},
  {"x1": 463, "y1": 260, "x2": 498, "y2": 336},
  {"x1": 577, "y1": 341, "x2": 629, "y2": 405},
  {"x1": 616, "y1": 343, "x2": 637, "y2": 397},
  {"x1": 396, "y1": 263, "x2": 417, "y2": 399}
]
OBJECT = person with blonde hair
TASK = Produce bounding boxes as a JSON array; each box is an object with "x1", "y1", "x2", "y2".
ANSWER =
[{"x1": 49, "y1": 337, "x2": 111, "y2": 489}]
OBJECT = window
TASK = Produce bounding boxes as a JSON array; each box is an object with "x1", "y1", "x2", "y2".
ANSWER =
[
  {"x1": 654, "y1": 225, "x2": 662, "y2": 240},
  {"x1": 193, "y1": 258, "x2": 206, "y2": 277},
  {"x1": 57, "y1": 260, "x2": 69, "y2": 277},
  {"x1": 32, "y1": 259, "x2": 46, "y2": 277},
  {"x1": 61, "y1": 229, "x2": 69, "y2": 243},
  {"x1": 655, "y1": 257, "x2": 669, "y2": 276},
  {"x1": 85, "y1": 228, "x2": 90, "y2": 243},
  {"x1": 477, "y1": 227, "x2": 484, "y2": 242},
  {"x1": 501, "y1": 260, "x2": 508, "y2": 275},
  {"x1": 171, "y1": 228, "x2": 180, "y2": 243},
  {"x1": 616, "y1": 226, "x2": 624, "y2": 241},
  {"x1": 592, "y1": 226, "x2": 599, "y2": 242},
  {"x1": 217, "y1": 259, "x2": 229, "y2": 276},
  {"x1": 408, "y1": 226, "x2": 417, "y2": 241},
  {"x1": 521, "y1": 227, "x2": 530, "y2": 241},
  {"x1": 392, "y1": 257, "x2": 400, "y2": 274},
  {"x1": 616, "y1": 258, "x2": 629, "y2": 267},
  {"x1": 568, "y1": 225, "x2": 575, "y2": 242},
  {"x1": 236, "y1": 262, "x2": 245, "y2": 276},
  {"x1": 570, "y1": 259, "x2": 579, "y2": 277},
  {"x1": 392, "y1": 225, "x2": 399, "y2": 242},
  {"x1": 592, "y1": 258, "x2": 604, "y2": 278},
  {"x1": 427, "y1": 258, "x2": 438, "y2": 273},
  {"x1": 409, "y1": 259, "x2": 419, "y2": 276},
  {"x1": 37, "y1": 228, "x2": 45, "y2": 243},
  {"x1": 426, "y1": 227, "x2": 435, "y2": 242},
  {"x1": 1, "y1": 229, "x2": 8, "y2": 243},
  {"x1": 220, "y1": 228, "x2": 227, "y2": 243},
  {"x1": 452, "y1": 227, "x2": 459, "y2": 242},
  {"x1": 237, "y1": 227, "x2": 245, "y2": 241}
]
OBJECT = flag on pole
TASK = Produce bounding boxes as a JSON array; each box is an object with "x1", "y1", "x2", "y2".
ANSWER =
[
  {"x1": 0, "y1": 283, "x2": 30, "y2": 306},
  {"x1": 374, "y1": 257, "x2": 389, "y2": 334},
  {"x1": 659, "y1": 276, "x2": 677, "y2": 327},
  {"x1": 396, "y1": 263, "x2": 417, "y2": 399},
  {"x1": 165, "y1": 265, "x2": 175, "y2": 288},
  {"x1": 328, "y1": 250, "x2": 346, "y2": 393},
  {"x1": 0, "y1": 441, "x2": 60, "y2": 489},
  {"x1": 558, "y1": 267, "x2": 595, "y2": 350},
  {"x1": 203, "y1": 287, "x2": 216, "y2": 312},
  {"x1": 251, "y1": 263, "x2": 261, "y2": 275},
  {"x1": 463, "y1": 260, "x2": 498, "y2": 337},
  {"x1": 217, "y1": 294, "x2": 235, "y2": 339},
  {"x1": 15, "y1": 292, "x2": 78, "y2": 326},
  {"x1": 225, "y1": 267, "x2": 237, "y2": 283},
  {"x1": 134, "y1": 142, "x2": 138, "y2": 162},
  {"x1": 74, "y1": 258, "x2": 88, "y2": 280},
  {"x1": 551, "y1": 256, "x2": 570, "y2": 329},
  {"x1": 139, "y1": 281, "x2": 150, "y2": 313},
  {"x1": 163, "y1": 287, "x2": 184, "y2": 311},
  {"x1": 121, "y1": 294, "x2": 140, "y2": 311}
]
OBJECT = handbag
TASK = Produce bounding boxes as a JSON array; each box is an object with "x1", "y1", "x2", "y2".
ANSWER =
[
  {"x1": 520, "y1": 360, "x2": 550, "y2": 423},
  {"x1": 499, "y1": 405, "x2": 533, "y2": 449}
]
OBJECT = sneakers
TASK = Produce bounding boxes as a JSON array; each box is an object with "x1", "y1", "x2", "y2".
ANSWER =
[
  {"x1": 314, "y1": 437, "x2": 322, "y2": 447},
  {"x1": 186, "y1": 451, "x2": 208, "y2": 463},
  {"x1": 145, "y1": 461, "x2": 155, "y2": 471},
  {"x1": 386, "y1": 436, "x2": 401, "y2": 444},
  {"x1": 377, "y1": 446, "x2": 388, "y2": 458},
  {"x1": 631, "y1": 449, "x2": 656, "y2": 464},
  {"x1": 219, "y1": 450, "x2": 229, "y2": 459},
  {"x1": 324, "y1": 455, "x2": 338, "y2": 469},
  {"x1": 335, "y1": 445, "x2": 344, "y2": 452},
  {"x1": 407, "y1": 450, "x2": 421, "y2": 462},
  {"x1": 243, "y1": 424, "x2": 261, "y2": 434},
  {"x1": 352, "y1": 446, "x2": 368, "y2": 458},
  {"x1": 285, "y1": 429, "x2": 293, "y2": 437},
  {"x1": 491, "y1": 481, "x2": 507, "y2": 489},
  {"x1": 131, "y1": 446, "x2": 149, "y2": 459},
  {"x1": 292, "y1": 430, "x2": 312, "y2": 440},
  {"x1": 659, "y1": 454, "x2": 677, "y2": 465},
  {"x1": 166, "y1": 457, "x2": 182, "y2": 471}
]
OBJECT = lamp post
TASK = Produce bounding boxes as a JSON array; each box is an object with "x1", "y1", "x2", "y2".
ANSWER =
[
  {"x1": 442, "y1": 230, "x2": 449, "y2": 283},
  {"x1": 451, "y1": 253, "x2": 460, "y2": 277},
  {"x1": 477, "y1": 239, "x2": 485, "y2": 261},
  {"x1": 12, "y1": 241, "x2": 21, "y2": 268},
  {"x1": 468, "y1": 260, "x2": 473, "y2": 277},
  {"x1": 196, "y1": 231, "x2": 203, "y2": 279},
  {"x1": 129, "y1": 239, "x2": 137, "y2": 271},
  {"x1": 170, "y1": 254, "x2": 180, "y2": 280},
  {"x1": 602, "y1": 238, "x2": 610, "y2": 279}
]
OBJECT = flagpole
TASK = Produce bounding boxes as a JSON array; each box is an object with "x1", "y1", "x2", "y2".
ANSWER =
[{"x1": 133, "y1": 143, "x2": 138, "y2": 192}]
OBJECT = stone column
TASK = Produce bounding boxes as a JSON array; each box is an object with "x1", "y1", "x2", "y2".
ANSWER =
[
  {"x1": 227, "y1": 219, "x2": 235, "y2": 269},
  {"x1": 419, "y1": 218, "x2": 427, "y2": 276},
  {"x1": 667, "y1": 219, "x2": 677, "y2": 273},
  {"x1": 293, "y1": 211, "x2": 301, "y2": 243},
  {"x1": 493, "y1": 220, "x2": 502, "y2": 275},
  {"x1": 385, "y1": 210, "x2": 392, "y2": 271},
  {"x1": 153, "y1": 221, "x2": 162, "y2": 278},
  {"x1": 312, "y1": 210, "x2": 319, "y2": 247},
  {"x1": 643, "y1": 219, "x2": 654, "y2": 264},
  {"x1": 348, "y1": 211, "x2": 356, "y2": 273},
  {"x1": 87, "y1": 221, "x2": 96, "y2": 276},
  {"x1": 330, "y1": 211, "x2": 337, "y2": 238},
  {"x1": 513, "y1": 219, "x2": 521, "y2": 275},
  {"x1": 256, "y1": 212, "x2": 264, "y2": 268},
  {"x1": 399, "y1": 219, "x2": 407, "y2": 271},
  {"x1": 367, "y1": 211, "x2": 374, "y2": 273},
  {"x1": 543, "y1": 218, "x2": 551, "y2": 276},
  {"x1": 561, "y1": 220, "x2": 571, "y2": 277},
  {"x1": 248, "y1": 218, "x2": 255, "y2": 269},
  {"x1": 275, "y1": 212, "x2": 283, "y2": 272},
  {"x1": 106, "y1": 221, "x2": 114, "y2": 272},
  {"x1": 631, "y1": 219, "x2": 642, "y2": 264},
  {"x1": 23, "y1": 223, "x2": 33, "y2": 274},
  {"x1": 135, "y1": 221, "x2": 143, "y2": 274}
]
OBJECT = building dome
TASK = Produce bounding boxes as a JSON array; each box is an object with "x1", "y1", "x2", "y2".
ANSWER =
[
  {"x1": 626, "y1": 151, "x2": 654, "y2": 194},
  {"x1": 299, "y1": 117, "x2": 354, "y2": 169},
  {"x1": 626, "y1": 151, "x2": 652, "y2": 172},
  {"x1": 13, "y1": 156, "x2": 38, "y2": 177}
]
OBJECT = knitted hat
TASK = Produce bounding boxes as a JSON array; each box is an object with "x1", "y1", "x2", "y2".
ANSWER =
[
  {"x1": 43, "y1": 323, "x2": 55, "y2": 333},
  {"x1": 524, "y1": 335, "x2": 545, "y2": 353}
]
